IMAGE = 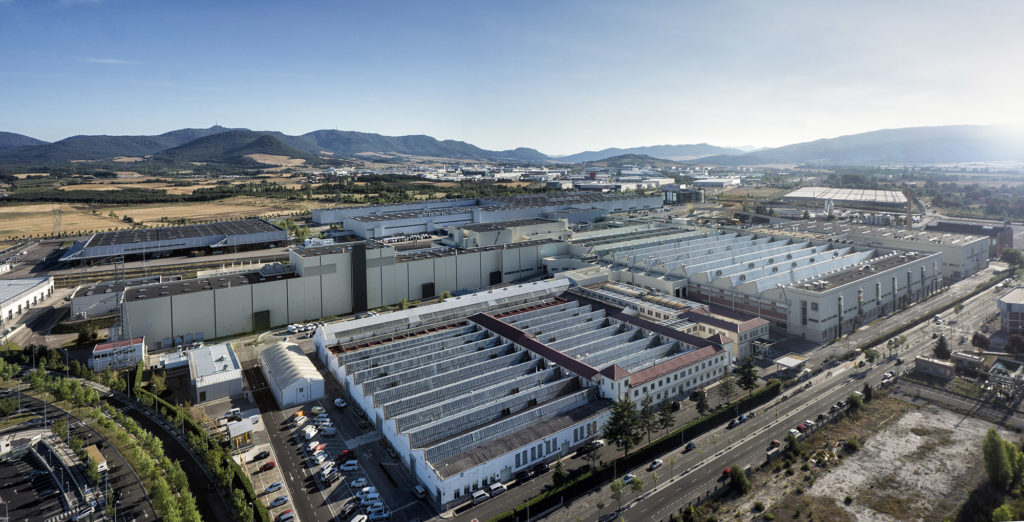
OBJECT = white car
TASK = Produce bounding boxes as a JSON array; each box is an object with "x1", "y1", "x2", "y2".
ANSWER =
[
  {"x1": 334, "y1": 398, "x2": 347, "y2": 409},
  {"x1": 269, "y1": 495, "x2": 288, "y2": 508},
  {"x1": 350, "y1": 477, "x2": 367, "y2": 488},
  {"x1": 265, "y1": 482, "x2": 283, "y2": 494}
]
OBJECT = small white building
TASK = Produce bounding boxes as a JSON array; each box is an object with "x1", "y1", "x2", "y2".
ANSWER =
[
  {"x1": 189, "y1": 342, "x2": 243, "y2": 403},
  {"x1": 0, "y1": 277, "x2": 54, "y2": 327},
  {"x1": 260, "y1": 342, "x2": 324, "y2": 408},
  {"x1": 90, "y1": 337, "x2": 146, "y2": 372}
]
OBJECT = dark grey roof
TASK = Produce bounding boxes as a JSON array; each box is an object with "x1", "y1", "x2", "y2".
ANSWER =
[{"x1": 84, "y1": 219, "x2": 284, "y2": 248}]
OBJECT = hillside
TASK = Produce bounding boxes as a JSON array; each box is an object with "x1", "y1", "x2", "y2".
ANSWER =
[
  {"x1": 696, "y1": 125, "x2": 1024, "y2": 166},
  {"x1": 559, "y1": 143, "x2": 743, "y2": 163},
  {"x1": 0, "y1": 126, "x2": 233, "y2": 164},
  {"x1": 582, "y1": 153, "x2": 684, "y2": 169},
  {"x1": 153, "y1": 130, "x2": 315, "y2": 164},
  {"x1": 0, "y1": 132, "x2": 47, "y2": 151},
  {"x1": 297, "y1": 130, "x2": 547, "y2": 162}
]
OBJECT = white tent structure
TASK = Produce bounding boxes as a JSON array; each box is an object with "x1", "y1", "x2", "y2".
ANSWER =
[{"x1": 260, "y1": 342, "x2": 324, "y2": 408}]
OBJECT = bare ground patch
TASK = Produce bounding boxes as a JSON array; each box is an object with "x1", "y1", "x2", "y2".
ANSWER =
[{"x1": 712, "y1": 397, "x2": 1005, "y2": 521}]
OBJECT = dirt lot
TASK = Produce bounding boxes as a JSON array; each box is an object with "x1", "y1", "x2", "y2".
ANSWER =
[
  {"x1": 718, "y1": 398, "x2": 1007, "y2": 521},
  {"x1": 0, "y1": 203, "x2": 122, "y2": 238}
]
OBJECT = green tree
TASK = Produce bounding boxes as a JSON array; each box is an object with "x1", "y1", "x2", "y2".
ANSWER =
[
  {"x1": 51, "y1": 418, "x2": 68, "y2": 440},
  {"x1": 85, "y1": 457, "x2": 101, "y2": 484},
  {"x1": 984, "y1": 428, "x2": 1014, "y2": 490},
  {"x1": 934, "y1": 335, "x2": 951, "y2": 360},
  {"x1": 656, "y1": 399, "x2": 675, "y2": 435},
  {"x1": 150, "y1": 372, "x2": 167, "y2": 397},
  {"x1": 993, "y1": 504, "x2": 1014, "y2": 522},
  {"x1": 955, "y1": 302, "x2": 965, "y2": 314},
  {"x1": 784, "y1": 432, "x2": 802, "y2": 459},
  {"x1": 973, "y1": 332, "x2": 991, "y2": 350},
  {"x1": 729, "y1": 466, "x2": 752, "y2": 495},
  {"x1": 602, "y1": 396, "x2": 641, "y2": 457},
  {"x1": 552, "y1": 460, "x2": 567, "y2": 488},
  {"x1": 735, "y1": 356, "x2": 759, "y2": 396},
  {"x1": 610, "y1": 479, "x2": 625, "y2": 513},
  {"x1": 1001, "y1": 247, "x2": 1024, "y2": 268},
  {"x1": 0, "y1": 397, "x2": 16, "y2": 418},
  {"x1": 630, "y1": 476, "x2": 644, "y2": 499},
  {"x1": 718, "y1": 375, "x2": 736, "y2": 405},
  {"x1": 638, "y1": 395, "x2": 657, "y2": 445},
  {"x1": 862, "y1": 383, "x2": 873, "y2": 403},
  {"x1": 696, "y1": 390, "x2": 711, "y2": 416},
  {"x1": 847, "y1": 393, "x2": 864, "y2": 413}
]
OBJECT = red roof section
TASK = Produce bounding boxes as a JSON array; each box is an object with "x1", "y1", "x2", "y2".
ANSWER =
[
  {"x1": 93, "y1": 337, "x2": 144, "y2": 353},
  {"x1": 600, "y1": 365, "x2": 630, "y2": 381},
  {"x1": 682, "y1": 306, "x2": 769, "y2": 333},
  {"x1": 707, "y1": 333, "x2": 732, "y2": 345},
  {"x1": 630, "y1": 344, "x2": 725, "y2": 386}
]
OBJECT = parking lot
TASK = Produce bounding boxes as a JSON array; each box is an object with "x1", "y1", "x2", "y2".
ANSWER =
[{"x1": 0, "y1": 453, "x2": 65, "y2": 522}]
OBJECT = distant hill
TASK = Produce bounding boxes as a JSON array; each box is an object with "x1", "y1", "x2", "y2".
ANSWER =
[
  {"x1": 559, "y1": 143, "x2": 743, "y2": 163},
  {"x1": 695, "y1": 125, "x2": 1024, "y2": 166},
  {"x1": 0, "y1": 132, "x2": 47, "y2": 151},
  {"x1": 0, "y1": 126, "x2": 233, "y2": 164},
  {"x1": 0, "y1": 126, "x2": 548, "y2": 164},
  {"x1": 294, "y1": 130, "x2": 547, "y2": 162},
  {"x1": 154, "y1": 130, "x2": 315, "y2": 164},
  {"x1": 583, "y1": 153, "x2": 684, "y2": 169}
]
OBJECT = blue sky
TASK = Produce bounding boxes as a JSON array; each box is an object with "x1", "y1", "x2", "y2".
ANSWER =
[{"x1": 1, "y1": 0, "x2": 1022, "y2": 154}]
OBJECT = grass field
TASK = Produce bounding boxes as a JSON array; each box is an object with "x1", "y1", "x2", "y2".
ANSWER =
[{"x1": 0, "y1": 203, "x2": 123, "y2": 238}]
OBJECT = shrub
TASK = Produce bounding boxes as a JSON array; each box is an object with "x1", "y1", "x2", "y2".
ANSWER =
[
  {"x1": 764, "y1": 514, "x2": 775, "y2": 521},
  {"x1": 846, "y1": 439, "x2": 861, "y2": 453},
  {"x1": 844, "y1": 496, "x2": 853, "y2": 505},
  {"x1": 801, "y1": 463, "x2": 810, "y2": 471},
  {"x1": 754, "y1": 501, "x2": 765, "y2": 512}
]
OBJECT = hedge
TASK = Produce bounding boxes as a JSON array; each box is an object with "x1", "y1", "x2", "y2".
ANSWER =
[{"x1": 489, "y1": 380, "x2": 782, "y2": 522}]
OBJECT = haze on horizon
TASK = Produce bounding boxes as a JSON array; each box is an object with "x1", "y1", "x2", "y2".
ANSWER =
[{"x1": 1, "y1": 0, "x2": 1021, "y2": 155}]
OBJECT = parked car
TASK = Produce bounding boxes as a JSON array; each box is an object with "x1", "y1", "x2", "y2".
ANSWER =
[
  {"x1": 311, "y1": 406, "x2": 326, "y2": 415},
  {"x1": 252, "y1": 450, "x2": 270, "y2": 462},
  {"x1": 269, "y1": 495, "x2": 288, "y2": 508},
  {"x1": 265, "y1": 482, "x2": 283, "y2": 494},
  {"x1": 335, "y1": 449, "x2": 356, "y2": 462},
  {"x1": 649, "y1": 459, "x2": 663, "y2": 471},
  {"x1": 368, "y1": 510, "x2": 391, "y2": 520},
  {"x1": 623, "y1": 474, "x2": 636, "y2": 485},
  {"x1": 789, "y1": 428, "x2": 801, "y2": 437},
  {"x1": 515, "y1": 470, "x2": 532, "y2": 483},
  {"x1": 413, "y1": 484, "x2": 427, "y2": 499},
  {"x1": 721, "y1": 468, "x2": 731, "y2": 480},
  {"x1": 797, "y1": 424, "x2": 808, "y2": 433},
  {"x1": 260, "y1": 461, "x2": 276, "y2": 472},
  {"x1": 533, "y1": 462, "x2": 550, "y2": 475},
  {"x1": 350, "y1": 478, "x2": 368, "y2": 488},
  {"x1": 334, "y1": 398, "x2": 347, "y2": 408},
  {"x1": 770, "y1": 439, "x2": 781, "y2": 448}
]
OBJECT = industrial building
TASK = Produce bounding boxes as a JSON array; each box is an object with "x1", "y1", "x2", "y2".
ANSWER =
[
  {"x1": 763, "y1": 222, "x2": 989, "y2": 281},
  {"x1": 559, "y1": 227, "x2": 942, "y2": 343},
  {"x1": 189, "y1": 342, "x2": 243, "y2": 403},
  {"x1": 998, "y1": 287, "x2": 1024, "y2": 334},
  {"x1": 925, "y1": 220, "x2": 1014, "y2": 258},
  {"x1": 260, "y1": 342, "x2": 324, "y2": 408},
  {"x1": 313, "y1": 280, "x2": 731, "y2": 508},
  {"x1": 90, "y1": 337, "x2": 145, "y2": 372},
  {"x1": 59, "y1": 218, "x2": 288, "y2": 263},
  {"x1": 311, "y1": 192, "x2": 663, "y2": 237},
  {"x1": 442, "y1": 219, "x2": 571, "y2": 249},
  {"x1": 782, "y1": 187, "x2": 908, "y2": 208},
  {"x1": 121, "y1": 237, "x2": 567, "y2": 353},
  {"x1": 70, "y1": 276, "x2": 166, "y2": 319},
  {"x1": 693, "y1": 178, "x2": 741, "y2": 188},
  {"x1": 0, "y1": 277, "x2": 54, "y2": 327}
]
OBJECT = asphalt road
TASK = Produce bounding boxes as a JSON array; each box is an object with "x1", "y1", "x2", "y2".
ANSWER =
[
  {"x1": 0, "y1": 454, "x2": 65, "y2": 522},
  {"x1": 3, "y1": 389, "x2": 155, "y2": 521}
]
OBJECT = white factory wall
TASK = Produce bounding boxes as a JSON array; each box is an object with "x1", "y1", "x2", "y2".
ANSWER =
[
  {"x1": 214, "y1": 285, "x2": 253, "y2": 338},
  {"x1": 0, "y1": 278, "x2": 54, "y2": 327},
  {"x1": 252, "y1": 279, "x2": 289, "y2": 327},
  {"x1": 70, "y1": 291, "x2": 121, "y2": 319},
  {"x1": 171, "y1": 292, "x2": 216, "y2": 344}
]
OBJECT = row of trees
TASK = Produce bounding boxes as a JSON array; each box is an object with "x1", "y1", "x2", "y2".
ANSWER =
[
  {"x1": 90, "y1": 402, "x2": 201, "y2": 521},
  {"x1": 602, "y1": 395, "x2": 677, "y2": 457}
]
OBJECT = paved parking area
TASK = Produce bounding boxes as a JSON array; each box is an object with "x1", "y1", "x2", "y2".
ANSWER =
[{"x1": 0, "y1": 454, "x2": 66, "y2": 522}]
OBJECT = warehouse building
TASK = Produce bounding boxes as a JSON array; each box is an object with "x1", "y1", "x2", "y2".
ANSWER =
[
  {"x1": 260, "y1": 341, "x2": 324, "y2": 408},
  {"x1": 442, "y1": 219, "x2": 570, "y2": 249},
  {"x1": 782, "y1": 187, "x2": 908, "y2": 209},
  {"x1": 0, "y1": 277, "x2": 54, "y2": 327},
  {"x1": 90, "y1": 337, "x2": 145, "y2": 372},
  {"x1": 564, "y1": 227, "x2": 942, "y2": 343},
  {"x1": 70, "y1": 276, "x2": 166, "y2": 319},
  {"x1": 311, "y1": 192, "x2": 663, "y2": 237},
  {"x1": 121, "y1": 237, "x2": 566, "y2": 353},
  {"x1": 189, "y1": 342, "x2": 243, "y2": 403},
  {"x1": 925, "y1": 220, "x2": 1013, "y2": 258},
  {"x1": 998, "y1": 287, "x2": 1024, "y2": 334},
  {"x1": 59, "y1": 218, "x2": 288, "y2": 263},
  {"x1": 765, "y1": 222, "x2": 988, "y2": 281},
  {"x1": 313, "y1": 280, "x2": 731, "y2": 507}
]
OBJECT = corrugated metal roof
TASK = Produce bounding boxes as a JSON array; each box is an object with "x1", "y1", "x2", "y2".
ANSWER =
[{"x1": 261, "y1": 342, "x2": 322, "y2": 392}]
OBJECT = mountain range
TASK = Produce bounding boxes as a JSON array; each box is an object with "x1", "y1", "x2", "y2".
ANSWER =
[
  {"x1": 0, "y1": 124, "x2": 1020, "y2": 166},
  {"x1": 556, "y1": 143, "x2": 744, "y2": 163}
]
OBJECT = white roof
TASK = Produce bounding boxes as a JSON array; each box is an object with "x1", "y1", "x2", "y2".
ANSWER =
[
  {"x1": 774, "y1": 353, "x2": 808, "y2": 369},
  {"x1": 261, "y1": 342, "x2": 321, "y2": 392},
  {"x1": 0, "y1": 277, "x2": 51, "y2": 306}
]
